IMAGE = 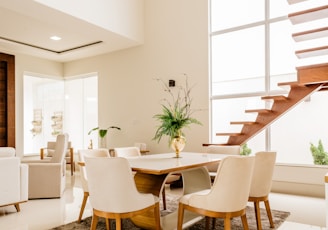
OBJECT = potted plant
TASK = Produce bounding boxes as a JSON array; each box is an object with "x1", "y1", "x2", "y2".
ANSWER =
[
  {"x1": 153, "y1": 74, "x2": 202, "y2": 157},
  {"x1": 88, "y1": 126, "x2": 121, "y2": 148},
  {"x1": 310, "y1": 140, "x2": 328, "y2": 165},
  {"x1": 240, "y1": 143, "x2": 252, "y2": 156}
]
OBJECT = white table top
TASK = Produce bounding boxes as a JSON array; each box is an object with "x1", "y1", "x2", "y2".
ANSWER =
[{"x1": 127, "y1": 152, "x2": 228, "y2": 175}]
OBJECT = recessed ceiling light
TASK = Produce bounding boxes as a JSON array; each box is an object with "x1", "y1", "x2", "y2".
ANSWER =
[{"x1": 50, "y1": 36, "x2": 62, "y2": 41}]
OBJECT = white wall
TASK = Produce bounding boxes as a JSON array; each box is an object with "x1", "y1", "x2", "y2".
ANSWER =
[{"x1": 64, "y1": 0, "x2": 209, "y2": 153}]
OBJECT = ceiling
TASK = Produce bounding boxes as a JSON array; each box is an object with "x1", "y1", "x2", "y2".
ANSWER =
[{"x1": 0, "y1": 1, "x2": 141, "y2": 63}]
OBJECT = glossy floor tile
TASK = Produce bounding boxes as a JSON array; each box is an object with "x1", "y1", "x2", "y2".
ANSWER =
[{"x1": 0, "y1": 171, "x2": 326, "y2": 229}]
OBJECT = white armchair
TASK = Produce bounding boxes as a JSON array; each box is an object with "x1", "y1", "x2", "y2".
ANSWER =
[
  {"x1": 0, "y1": 147, "x2": 28, "y2": 212},
  {"x1": 22, "y1": 134, "x2": 68, "y2": 199}
]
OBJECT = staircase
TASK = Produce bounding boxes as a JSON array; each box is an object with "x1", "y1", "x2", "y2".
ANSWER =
[{"x1": 205, "y1": 0, "x2": 328, "y2": 146}]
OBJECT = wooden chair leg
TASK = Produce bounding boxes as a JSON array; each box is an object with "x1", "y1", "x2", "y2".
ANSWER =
[
  {"x1": 212, "y1": 217, "x2": 216, "y2": 229},
  {"x1": 115, "y1": 217, "x2": 122, "y2": 230},
  {"x1": 105, "y1": 218, "x2": 110, "y2": 230},
  {"x1": 162, "y1": 187, "x2": 167, "y2": 210},
  {"x1": 90, "y1": 213, "x2": 98, "y2": 230},
  {"x1": 14, "y1": 203, "x2": 20, "y2": 212},
  {"x1": 177, "y1": 203, "x2": 185, "y2": 230},
  {"x1": 205, "y1": 216, "x2": 210, "y2": 230},
  {"x1": 264, "y1": 200, "x2": 275, "y2": 228},
  {"x1": 78, "y1": 192, "x2": 89, "y2": 223},
  {"x1": 154, "y1": 202, "x2": 161, "y2": 230},
  {"x1": 254, "y1": 201, "x2": 262, "y2": 230},
  {"x1": 241, "y1": 214, "x2": 249, "y2": 230},
  {"x1": 224, "y1": 216, "x2": 231, "y2": 230}
]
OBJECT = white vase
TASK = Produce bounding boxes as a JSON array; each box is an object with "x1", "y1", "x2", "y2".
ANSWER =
[{"x1": 99, "y1": 136, "x2": 107, "y2": 148}]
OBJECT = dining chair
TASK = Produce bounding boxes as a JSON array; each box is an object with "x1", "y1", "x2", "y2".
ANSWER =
[
  {"x1": 248, "y1": 151, "x2": 277, "y2": 230},
  {"x1": 114, "y1": 146, "x2": 180, "y2": 210},
  {"x1": 177, "y1": 155, "x2": 255, "y2": 230},
  {"x1": 84, "y1": 156, "x2": 161, "y2": 230},
  {"x1": 77, "y1": 148, "x2": 111, "y2": 223},
  {"x1": 205, "y1": 145, "x2": 241, "y2": 179}
]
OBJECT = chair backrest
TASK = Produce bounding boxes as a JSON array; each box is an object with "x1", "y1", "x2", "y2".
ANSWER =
[
  {"x1": 50, "y1": 134, "x2": 68, "y2": 163},
  {"x1": 249, "y1": 151, "x2": 277, "y2": 197},
  {"x1": 78, "y1": 149, "x2": 111, "y2": 192},
  {"x1": 46, "y1": 141, "x2": 72, "y2": 157},
  {"x1": 114, "y1": 147, "x2": 141, "y2": 157},
  {"x1": 206, "y1": 145, "x2": 241, "y2": 154},
  {"x1": 200, "y1": 156, "x2": 254, "y2": 212},
  {"x1": 84, "y1": 156, "x2": 155, "y2": 213},
  {"x1": 0, "y1": 147, "x2": 15, "y2": 157}
]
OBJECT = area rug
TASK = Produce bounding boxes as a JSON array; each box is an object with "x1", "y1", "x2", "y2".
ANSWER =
[{"x1": 51, "y1": 195, "x2": 290, "y2": 230}]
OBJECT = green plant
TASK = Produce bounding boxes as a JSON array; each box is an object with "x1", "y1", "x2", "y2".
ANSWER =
[
  {"x1": 310, "y1": 140, "x2": 328, "y2": 165},
  {"x1": 240, "y1": 143, "x2": 251, "y2": 156},
  {"x1": 88, "y1": 126, "x2": 121, "y2": 138},
  {"x1": 153, "y1": 74, "x2": 202, "y2": 144}
]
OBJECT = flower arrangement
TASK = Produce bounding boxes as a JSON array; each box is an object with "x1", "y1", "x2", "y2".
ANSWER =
[{"x1": 153, "y1": 74, "x2": 202, "y2": 144}]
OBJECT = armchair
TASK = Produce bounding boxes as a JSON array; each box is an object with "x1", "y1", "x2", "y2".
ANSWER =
[
  {"x1": 0, "y1": 147, "x2": 28, "y2": 212},
  {"x1": 23, "y1": 134, "x2": 68, "y2": 199},
  {"x1": 40, "y1": 141, "x2": 75, "y2": 175}
]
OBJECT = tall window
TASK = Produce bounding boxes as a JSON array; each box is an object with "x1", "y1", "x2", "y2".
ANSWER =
[
  {"x1": 23, "y1": 74, "x2": 98, "y2": 155},
  {"x1": 210, "y1": 0, "x2": 328, "y2": 164}
]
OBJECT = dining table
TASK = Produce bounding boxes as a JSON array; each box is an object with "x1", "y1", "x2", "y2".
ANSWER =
[{"x1": 126, "y1": 151, "x2": 228, "y2": 230}]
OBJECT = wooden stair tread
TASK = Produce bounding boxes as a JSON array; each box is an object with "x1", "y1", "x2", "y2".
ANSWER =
[
  {"x1": 245, "y1": 109, "x2": 271, "y2": 113},
  {"x1": 293, "y1": 27, "x2": 328, "y2": 42},
  {"x1": 277, "y1": 81, "x2": 301, "y2": 87},
  {"x1": 216, "y1": 133, "x2": 242, "y2": 136},
  {"x1": 202, "y1": 143, "x2": 230, "y2": 147},
  {"x1": 262, "y1": 95, "x2": 288, "y2": 101},
  {"x1": 289, "y1": 5, "x2": 328, "y2": 24},
  {"x1": 296, "y1": 45, "x2": 328, "y2": 59},
  {"x1": 230, "y1": 121, "x2": 256, "y2": 125}
]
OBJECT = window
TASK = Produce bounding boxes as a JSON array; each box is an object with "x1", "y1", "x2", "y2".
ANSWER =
[
  {"x1": 210, "y1": 0, "x2": 328, "y2": 164},
  {"x1": 23, "y1": 74, "x2": 98, "y2": 155}
]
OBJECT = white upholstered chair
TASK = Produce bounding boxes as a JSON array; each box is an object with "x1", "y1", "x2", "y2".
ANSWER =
[
  {"x1": 22, "y1": 133, "x2": 68, "y2": 199},
  {"x1": 77, "y1": 148, "x2": 111, "y2": 223},
  {"x1": 205, "y1": 145, "x2": 241, "y2": 179},
  {"x1": 248, "y1": 151, "x2": 277, "y2": 230},
  {"x1": 114, "y1": 146, "x2": 180, "y2": 210},
  {"x1": 114, "y1": 146, "x2": 141, "y2": 158},
  {"x1": 40, "y1": 140, "x2": 75, "y2": 175},
  {"x1": 84, "y1": 156, "x2": 161, "y2": 230},
  {"x1": 177, "y1": 156, "x2": 255, "y2": 230},
  {"x1": 0, "y1": 147, "x2": 28, "y2": 212}
]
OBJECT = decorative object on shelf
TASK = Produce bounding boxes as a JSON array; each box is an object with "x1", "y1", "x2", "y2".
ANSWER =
[
  {"x1": 31, "y1": 109, "x2": 42, "y2": 136},
  {"x1": 88, "y1": 126, "x2": 121, "y2": 148},
  {"x1": 153, "y1": 74, "x2": 202, "y2": 158},
  {"x1": 51, "y1": 111, "x2": 63, "y2": 136},
  {"x1": 310, "y1": 139, "x2": 328, "y2": 165}
]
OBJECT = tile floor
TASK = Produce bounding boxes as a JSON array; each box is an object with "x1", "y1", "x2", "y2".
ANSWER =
[{"x1": 0, "y1": 171, "x2": 326, "y2": 230}]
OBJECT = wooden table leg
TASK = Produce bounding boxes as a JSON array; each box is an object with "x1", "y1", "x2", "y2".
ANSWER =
[{"x1": 130, "y1": 172, "x2": 168, "y2": 229}]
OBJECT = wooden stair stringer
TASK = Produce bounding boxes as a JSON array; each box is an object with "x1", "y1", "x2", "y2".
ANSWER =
[{"x1": 225, "y1": 83, "x2": 323, "y2": 145}]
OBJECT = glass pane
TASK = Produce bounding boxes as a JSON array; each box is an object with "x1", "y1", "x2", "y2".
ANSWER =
[
  {"x1": 211, "y1": 97, "x2": 262, "y2": 144},
  {"x1": 24, "y1": 75, "x2": 64, "y2": 155},
  {"x1": 271, "y1": 91, "x2": 328, "y2": 165},
  {"x1": 211, "y1": 26, "x2": 265, "y2": 95},
  {"x1": 211, "y1": 0, "x2": 264, "y2": 31},
  {"x1": 270, "y1": 0, "x2": 289, "y2": 19},
  {"x1": 270, "y1": 20, "x2": 298, "y2": 90}
]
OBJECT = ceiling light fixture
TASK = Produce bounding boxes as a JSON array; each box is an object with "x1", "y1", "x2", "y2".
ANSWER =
[{"x1": 50, "y1": 36, "x2": 61, "y2": 41}]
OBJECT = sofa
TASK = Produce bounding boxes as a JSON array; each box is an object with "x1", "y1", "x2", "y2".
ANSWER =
[{"x1": 0, "y1": 147, "x2": 28, "y2": 212}]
